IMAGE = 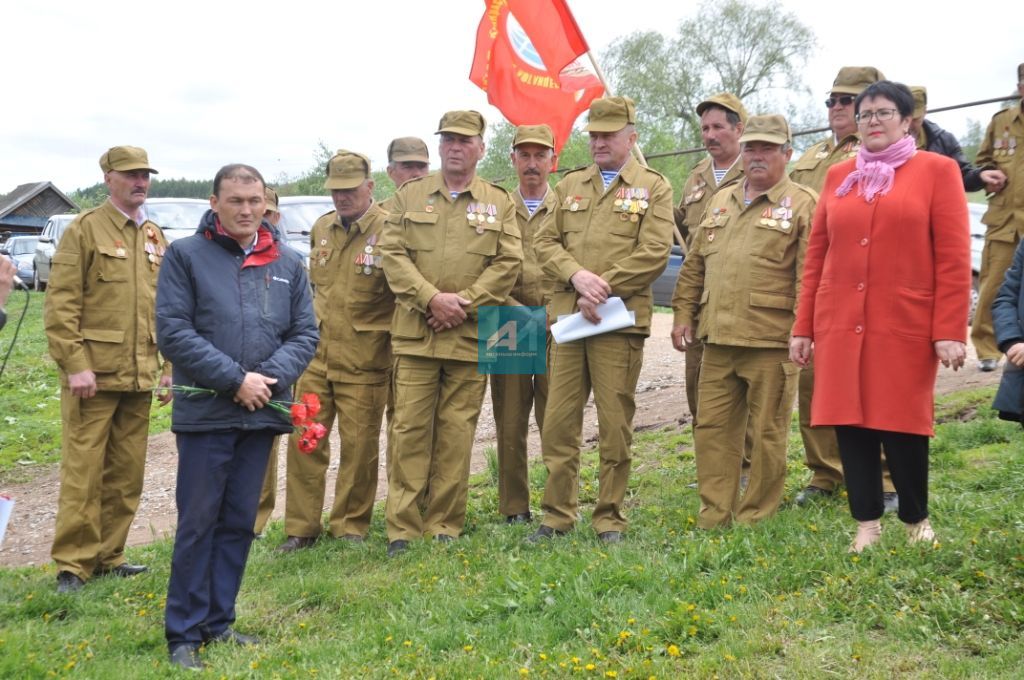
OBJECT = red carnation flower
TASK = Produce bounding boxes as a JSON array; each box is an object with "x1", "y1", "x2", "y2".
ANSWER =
[{"x1": 301, "y1": 393, "x2": 321, "y2": 419}]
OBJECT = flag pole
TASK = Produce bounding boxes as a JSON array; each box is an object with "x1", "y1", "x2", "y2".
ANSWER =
[
  {"x1": 583, "y1": 49, "x2": 647, "y2": 167},
  {"x1": 567, "y1": 2, "x2": 683, "y2": 250}
]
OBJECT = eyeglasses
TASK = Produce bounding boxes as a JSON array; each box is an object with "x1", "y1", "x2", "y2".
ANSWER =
[
  {"x1": 825, "y1": 95, "x2": 855, "y2": 109},
  {"x1": 855, "y1": 109, "x2": 899, "y2": 124}
]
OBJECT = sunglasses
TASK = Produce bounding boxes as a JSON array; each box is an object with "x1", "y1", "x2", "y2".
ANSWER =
[{"x1": 825, "y1": 95, "x2": 855, "y2": 109}]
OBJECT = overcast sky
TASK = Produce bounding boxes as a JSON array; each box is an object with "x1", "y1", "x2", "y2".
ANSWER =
[{"x1": 2, "y1": 0, "x2": 1019, "y2": 194}]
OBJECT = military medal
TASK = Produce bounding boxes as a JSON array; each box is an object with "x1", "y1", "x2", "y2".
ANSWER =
[
  {"x1": 114, "y1": 239, "x2": 126, "y2": 258},
  {"x1": 364, "y1": 245, "x2": 374, "y2": 254},
  {"x1": 363, "y1": 265, "x2": 373, "y2": 275},
  {"x1": 707, "y1": 232, "x2": 715, "y2": 242},
  {"x1": 486, "y1": 204, "x2": 496, "y2": 224}
]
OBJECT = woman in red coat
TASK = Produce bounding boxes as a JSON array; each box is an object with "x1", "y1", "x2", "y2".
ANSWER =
[{"x1": 790, "y1": 81, "x2": 971, "y2": 552}]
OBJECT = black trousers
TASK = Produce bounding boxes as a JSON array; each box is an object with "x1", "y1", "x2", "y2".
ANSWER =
[
  {"x1": 834, "y1": 426, "x2": 928, "y2": 524},
  {"x1": 165, "y1": 429, "x2": 275, "y2": 649}
]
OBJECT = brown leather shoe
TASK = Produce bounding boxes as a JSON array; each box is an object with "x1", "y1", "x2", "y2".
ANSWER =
[{"x1": 276, "y1": 535, "x2": 317, "y2": 553}]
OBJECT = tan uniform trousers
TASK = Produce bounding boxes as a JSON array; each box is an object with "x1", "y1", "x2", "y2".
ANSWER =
[
  {"x1": 284, "y1": 373, "x2": 388, "y2": 539},
  {"x1": 385, "y1": 355, "x2": 488, "y2": 540},
  {"x1": 799, "y1": 367, "x2": 894, "y2": 493},
  {"x1": 540, "y1": 333, "x2": 644, "y2": 534},
  {"x1": 253, "y1": 437, "x2": 280, "y2": 534},
  {"x1": 972, "y1": 236, "x2": 1019, "y2": 360},
  {"x1": 490, "y1": 371, "x2": 548, "y2": 516},
  {"x1": 51, "y1": 388, "x2": 151, "y2": 580},
  {"x1": 687, "y1": 338, "x2": 754, "y2": 471},
  {"x1": 695, "y1": 345, "x2": 797, "y2": 529}
]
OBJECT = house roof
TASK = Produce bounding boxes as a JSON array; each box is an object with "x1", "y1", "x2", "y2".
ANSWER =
[{"x1": 0, "y1": 181, "x2": 77, "y2": 219}]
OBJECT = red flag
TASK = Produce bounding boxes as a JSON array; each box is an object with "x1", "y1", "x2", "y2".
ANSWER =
[{"x1": 469, "y1": 0, "x2": 604, "y2": 154}]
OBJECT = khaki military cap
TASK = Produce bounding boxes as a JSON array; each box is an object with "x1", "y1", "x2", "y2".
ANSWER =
[
  {"x1": 264, "y1": 186, "x2": 280, "y2": 213},
  {"x1": 830, "y1": 66, "x2": 885, "y2": 95},
  {"x1": 436, "y1": 110, "x2": 487, "y2": 137},
  {"x1": 388, "y1": 137, "x2": 430, "y2": 163},
  {"x1": 696, "y1": 93, "x2": 749, "y2": 124},
  {"x1": 739, "y1": 114, "x2": 791, "y2": 145},
  {"x1": 99, "y1": 145, "x2": 158, "y2": 174},
  {"x1": 910, "y1": 86, "x2": 927, "y2": 119},
  {"x1": 586, "y1": 96, "x2": 636, "y2": 133},
  {"x1": 512, "y1": 124, "x2": 555, "y2": 149},
  {"x1": 324, "y1": 150, "x2": 371, "y2": 190}
]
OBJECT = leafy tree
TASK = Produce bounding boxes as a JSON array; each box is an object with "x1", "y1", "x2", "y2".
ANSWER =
[
  {"x1": 959, "y1": 118, "x2": 985, "y2": 163},
  {"x1": 602, "y1": 0, "x2": 817, "y2": 188}
]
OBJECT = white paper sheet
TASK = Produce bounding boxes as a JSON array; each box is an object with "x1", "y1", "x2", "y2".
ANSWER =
[
  {"x1": 0, "y1": 495, "x2": 13, "y2": 547},
  {"x1": 550, "y1": 296, "x2": 636, "y2": 344}
]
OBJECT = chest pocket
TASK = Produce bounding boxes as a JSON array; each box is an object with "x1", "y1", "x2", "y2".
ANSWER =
[
  {"x1": 466, "y1": 219, "x2": 500, "y2": 256},
  {"x1": 560, "y1": 197, "x2": 591, "y2": 249},
  {"x1": 750, "y1": 221, "x2": 794, "y2": 263},
  {"x1": 95, "y1": 244, "x2": 129, "y2": 282},
  {"x1": 404, "y1": 212, "x2": 438, "y2": 257},
  {"x1": 309, "y1": 247, "x2": 336, "y2": 286},
  {"x1": 698, "y1": 216, "x2": 729, "y2": 258}
]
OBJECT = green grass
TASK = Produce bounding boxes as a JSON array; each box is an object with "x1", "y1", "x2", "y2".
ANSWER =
[
  {"x1": 0, "y1": 291, "x2": 171, "y2": 477},
  {"x1": 2, "y1": 386, "x2": 1022, "y2": 678}
]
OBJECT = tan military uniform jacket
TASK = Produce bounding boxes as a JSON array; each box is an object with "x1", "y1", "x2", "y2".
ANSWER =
[
  {"x1": 789, "y1": 133, "x2": 861, "y2": 193},
  {"x1": 44, "y1": 199, "x2": 168, "y2": 390},
  {"x1": 673, "y1": 177, "x2": 817, "y2": 348},
  {"x1": 535, "y1": 158, "x2": 674, "y2": 337},
  {"x1": 510, "y1": 188, "x2": 558, "y2": 307},
  {"x1": 379, "y1": 195, "x2": 397, "y2": 214},
  {"x1": 307, "y1": 202, "x2": 395, "y2": 383},
  {"x1": 674, "y1": 155, "x2": 744, "y2": 248},
  {"x1": 976, "y1": 104, "x2": 1024, "y2": 238},
  {"x1": 381, "y1": 171, "x2": 523, "y2": 362}
]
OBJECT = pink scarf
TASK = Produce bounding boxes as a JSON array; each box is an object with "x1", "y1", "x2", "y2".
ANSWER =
[{"x1": 835, "y1": 134, "x2": 916, "y2": 202}]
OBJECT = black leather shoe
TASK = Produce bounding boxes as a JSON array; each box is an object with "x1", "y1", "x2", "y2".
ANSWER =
[
  {"x1": 505, "y1": 512, "x2": 532, "y2": 524},
  {"x1": 597, "y1": 531, "x2": 623, "y2": 544},
  {"x1": 525, "y1": 525, "x2": 567, "y2": 543},
  {"x1": 434, "y1": 534, "x2": 456, "y2": 543},
  {"x1": 882, "y1": 492, "x2": 899, "y2": 514},
  {"x1": 96, "y1": 563, "x2": 148, "y2": 577},
  {"x1": 387, "y1": 540, "x2": 410, "y2": 558},
  {"x1": 56, "y1": 571, "x2": 85, "y2": 593},
  {"x1": 169, "y1": 644, "x2": 203, "y2": 670},
  {"x1": 794, "y1": 485, "x2": 834, "y2": 506},
  {"x1": 205, "y1": 627, "x2": 259, "y2": 646},
  {"x1": 276, "y1": 535, "x2": 317, "y2": 553}
]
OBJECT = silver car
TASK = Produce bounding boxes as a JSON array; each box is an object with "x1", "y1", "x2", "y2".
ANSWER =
[
  {"x1": 32, "y1": 213, "x2": 77, "y2": 291},
  {"x1": 278, "y1": 195, "x2": 333, "y2": 265},
  {"x1": 2, "y1": 235, "x2": 38, "y2": 286}
]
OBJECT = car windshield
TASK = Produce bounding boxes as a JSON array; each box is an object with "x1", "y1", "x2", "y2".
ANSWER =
[
  {"x1": 8, "y1": 238, "x2": 37, "y2": 256},
  {"x1": 279, "y1": 200, "x2": 332, "y2": 240},
  {"x1": 147, "y1": 202, "x2": 208, "y2": 231}
]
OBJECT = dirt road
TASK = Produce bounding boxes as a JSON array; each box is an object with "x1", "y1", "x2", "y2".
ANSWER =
[{"x1": 0, "y1": 313, "x2": 998, "y2": 567}]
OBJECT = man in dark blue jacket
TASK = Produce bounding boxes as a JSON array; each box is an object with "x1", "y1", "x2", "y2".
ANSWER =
[{"x1": 156, "y1": 164, "x2": 317, "y2": 670}]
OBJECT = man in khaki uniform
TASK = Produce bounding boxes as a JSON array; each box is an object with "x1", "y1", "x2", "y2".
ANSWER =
[
  {"x1": 45, "y1": 145, "x2": 172, "y2": 592},
  {"x1": 380, "y1": 137, "x2": 431, "y2": 483},
  {"x1": 381, "y1": 111, "x2": 522, "y2": 556},
  {"x1": 970, "y1": 63, "x2": 1022, "y2": 371},
  {"x1": 675, "y1": 115, "x2": 814, "y2": 529},
  {"x1": 383, "y1": 137, "x2": 431, "y2": 212},
  {"x1": 670, "y1": 92, "x2": 748, "y2": 423},
  {"x1": 254, "y1": 186, "x2": 284, "y2": 536},
  {"x1": 491, "y1": 124, "x2": 559, "y2": 523},
  {"x1": 530, "y1": 97, "x2": 674, "y2": 543},
  {"x1": 788, "y1": 66, "x2": 887, "y2": 507},
  {"x1": 276, "y1": 151, "x2": 396, "y2": 551}
]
